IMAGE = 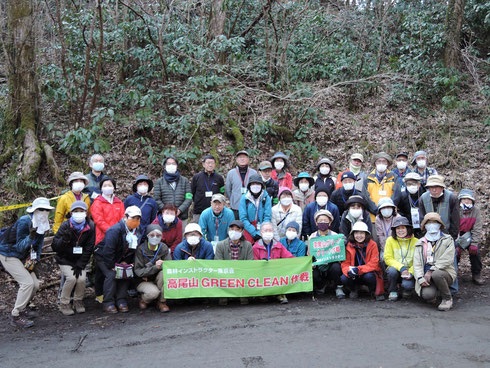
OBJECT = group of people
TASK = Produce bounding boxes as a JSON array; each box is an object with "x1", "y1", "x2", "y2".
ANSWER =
[{"x1": 0, "y1": 150, "x2": 484, "y2": 328}]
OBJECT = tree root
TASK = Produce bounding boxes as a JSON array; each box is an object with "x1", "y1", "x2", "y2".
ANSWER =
[{"x1": 43, "y1": 143, "x2": 65, "y2": 186}]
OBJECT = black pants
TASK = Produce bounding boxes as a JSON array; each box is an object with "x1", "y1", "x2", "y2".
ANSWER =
[
  {"x1": 96, "y1": 257, "x2": 130, "y2": 307},
  {"x1": 232, "y1": 209, "x2": 240, "y2": 220},
  {"x1": 313, "y1": 262, "x2": 342, "y2": 290},
  {"x1": 457, "y1": 250, "x2": 482, "y2": 275}
]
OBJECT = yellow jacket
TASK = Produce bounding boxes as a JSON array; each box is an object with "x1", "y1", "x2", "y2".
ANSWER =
[
  {"x1": 365, "y1": 169, "x2": 398, "y2": 222},
  {"x1": 384, "y1": 236, "x2": 418, "y2": 274},
  {"x1": 53, "y1": 191, "x2": 91, "y2": 233}
]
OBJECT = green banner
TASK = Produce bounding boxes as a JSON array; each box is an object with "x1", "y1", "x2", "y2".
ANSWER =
[
  {"x1": 308, "y1": 234, "x2": 346, "y2": 266},
  {"x1": 162, "y1": 257, "x2": 313, "y2": 299}
]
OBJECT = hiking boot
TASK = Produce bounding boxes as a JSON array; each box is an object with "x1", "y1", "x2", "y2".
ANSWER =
[
  {"x1": 117, "y1": 303, "x2": 129, "y2": 313},
  {"x1": 438, "y1": 298, "x2": 453, "y2": 311},
  {"x1": 59, "y1": 303, "x2": 75, "y2": 316},
  {"x1": 22, "y1": 308, "x2": 39, "y2": 319},
  {"x1": 472, "y1": 274, "x2": 484, "y2": 286},
  {"x1": 388, "y1": 292, "x2": 398, "y2": 301},
  {"x1": 349, "y1": 290, "x2": 359, "y2": 299},
  {"x1": 11, "y1": 315, "x2": 34, "y2": 328},
  {"x1": 218, "y1": 298, "x2": 228, "y2": 306},
  {"x1": 277, "y1": 295, "x2": 288, "y2": 304},
  {"x1": 156, "y1": 301, "x2": 170, "y2": 313},
  {"x1": 375, "y1": 294, "x2": 386, "y2": 301},
  {"x1": 139, "y1": 299, "x2": 148, "y2": 310},
  {"x1": 335, "y1": 286, "x2": 346, "y2": 299},
  {"x1": 240, "y1": 298, "x2": 249, "y2": 305},
  {"x1": 103, "y1": 304, "x2": 118, "y2": 314},
  {"x1": 73, "y1": 300, "x2": 86, "y2": 314}
]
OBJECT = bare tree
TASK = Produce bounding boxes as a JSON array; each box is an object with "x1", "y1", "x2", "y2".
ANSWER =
[{"x1": 443, "y1": 0, "x2": 465, "y2": 68}]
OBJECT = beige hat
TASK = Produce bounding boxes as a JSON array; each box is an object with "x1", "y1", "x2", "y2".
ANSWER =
[
  {"x1": 67, "y1": 171, "x2": 89, "y2": 186},
  {"x1": 125, "y1": 206, "x2": 142, "y2": 218},
  {"x1": 425, "y1": 175, "x2": 446, "y2": 188},
  {"x1": 372, "y1": 152, "x2": 392, "y2": 165},
  {"x1": 403, "y1": 172, "x2": 422, "y2": 183},
  {"x1": 350, "y1": 153, "x2": 364, "y2": 162},
  {"x1": 421, "y1": 212, "x2": 446, "y2": 231},
  {"x1": 314, "y1": 209, "x2": 334, "y2": 224},
  {"x1": 184, "y1": 223, "x2": 203, "y2": 236},
  {"x1": 211, "y1": 193, "x2": 226, "y2": 203},
  {"x1": 258, "y1": 161, "x2": 273, "y2": 171}
]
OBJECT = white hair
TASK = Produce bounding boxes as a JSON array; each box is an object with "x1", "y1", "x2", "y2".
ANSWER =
[{"x1": 89, "y1": 154, "x2": 104, "y2": 163}]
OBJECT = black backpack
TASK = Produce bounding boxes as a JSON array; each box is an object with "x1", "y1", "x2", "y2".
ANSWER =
[{"x1": 0, "y1": 221, "x2": 18, "y2": 245}]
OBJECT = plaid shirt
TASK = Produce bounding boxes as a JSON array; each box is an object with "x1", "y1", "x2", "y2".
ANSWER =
[{"x1": 230, "y1": 241, "x2": 240, "y2": 260}]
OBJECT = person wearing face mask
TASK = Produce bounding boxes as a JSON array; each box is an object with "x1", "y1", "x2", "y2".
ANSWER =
[
  {"x1": 292, "y1": 172, "x2": 315, "y2": 211},
  {"x1": 52, "y1": 201, "x2": 95, "y2": 315},
  {"x1": 270, "y1": 152, "x2": 293, "y2": 189},
  {"x1": 152, "y1": 204, "x2": 183, "y2": 258},
  {"x1": 271, "y1": 187, "x2": 303, "y2": 241},
  {"x1": 279, "y1": 221, "x2": 306, "y2": 257},
  {"x1": 308, "y1": 210, "x2": 345, "y2": 299},
  {"x1": 84, "y1": 154, "x2": 109, "y2": 201},
  {"x1": 134, "y1": 224, "x2": 171, "y2": 312},
  {"x1": 124, "y1": 175, "x2": 158, "y2": 236},
  {"x1": 258, "y1": 161, "x2": 279, "y2": 204},
  {"x1": 411, "y1": 151, "x2": 438, "y2": 188},
  {"x1": 456, "y1": 189, "x2": 483, "y2": 285},
  {"x1": 0, "y1": 197, "x2": 54, "y2": 328},
  {"x1": 340, "y1": 195, "x2": 372, "y2": 238},
  {"x1": 154, "y1": 156, "x2": 192, "y2": 230},
  {"x1": 94, "y1": 206, "x2": 142, "y2": 313},
  {"x1": 225, "y1": 151, "x2": 258, "y2": 219},
  {"x1": 374, "y1": 197, "x2": 401, "y2": 259},
  {"x1": 238, "y1": 174, "x2": 272, "y2": 243},
  {"x1": 364, "y1": 152, "x2": 401, "y2": 225},
  {"x1": 413, "y1": 213, "x2": 456, "y2": 311},
  {"x1": 397, "y1": 173, "x2": 425, "y2": 238},
  {"x1": 198, "y1": 194, "x2": 235, "y2": 249},
  {"x1": 252, "y1": 222, "x2": 293, "y2": 304},
  {"x1": 302, "y1": 188, "x2": 340, "y2": 238},
  {"x1": 336, "y1": 153, "x2": 367, "y2": 191},
  {"x1": 53, "y1": 172, "x2": 91, "y2": 234},
  {"x1": 341, "y1": 221, "x2": 384, "y2": 300},
  {"x1": 215, "y1": 220, "x2": 254, "y2": 305},
  {"x1": 330, "y1": 171, "x2": 361, "y2": 216},
  {"x1": 173, "y1": 223, "x2": 214, "y2": 260},
  {"x1": 190, "y1": 155, "x2": 225, "y2": 223},
  {"x1": 383, "y1": 217, "x2": 418, "y2": 301},
  {"x1": 392, "y1": 152, "x2": 412, "y2": 187},
  {"x1": 314, "y1": 158, "x2": 336, "y2": 197}
]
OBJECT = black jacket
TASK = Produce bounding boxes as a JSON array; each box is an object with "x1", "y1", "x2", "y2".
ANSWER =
[
  {"x1": 52, "y1": 220, "x2": 95, "y2": 269},
  {"x1": 191, "y1": 171, "x2": 225, "y2": 215},
  {"x1": 330, "y1": 187, "x2": 362, "y2": 216},
  {"x1": 264, "y1": 178, "x2": 279, "y2": 202},
  {"x1": 314, "y1": 176, "x2": 335, "y2": 197}
]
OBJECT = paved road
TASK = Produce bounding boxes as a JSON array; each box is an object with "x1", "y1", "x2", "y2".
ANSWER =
[{"x1": 1, "y1": 277, "x2": 489, "y2": 368}]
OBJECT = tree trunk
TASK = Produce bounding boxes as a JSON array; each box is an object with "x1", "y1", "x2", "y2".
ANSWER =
[
  {"x1": 443, "y1": 0, "x2": 465, "y2": 68},
  {"x1": 208, "y1": 0, "x2": 227, "y2": 63}
]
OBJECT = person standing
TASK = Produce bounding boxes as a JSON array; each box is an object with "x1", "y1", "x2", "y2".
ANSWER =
[
  {"x1": 330, "y1": 171, "x2": 360, "y2": 216},
  {"x1": 292, "y1": 172, "x2": 315, "y2": 211},
  {"x1": 124, "y1": 175, "x2": 158, "y2": 236},
  {"x1": 198, "y1": 194, "x2": 235, "y2": 249},
  {"x1": 411, "y1": 151, "x2": 438, "y2": 188},
  {"x1": 270, "y1": 152, "x2": 293, "y2": 189},
  {"x1": 397, "y1": 172, "x2": 425, "y2": 238},
  {"x1": 225, "y1": 151, "x2": 257, "y2": 219},
  {"x1": 152, "y1": 204, "x2": 183, "y2": 258},
  {"x1": 84, "y1": 154, "x2": 109, "y2": 200},
  {"x1": 314, "y1": 158, "x2": 336, "y2": 197},
  {"x1": 258, "y1": 161, "x2": 279, "y2": 204},
  {"x1": 336, "y1": 153, "x2": 367, "y2": 191},
  {"x1": 271, "y1": 187, "x2": 302, "y2": 241}
]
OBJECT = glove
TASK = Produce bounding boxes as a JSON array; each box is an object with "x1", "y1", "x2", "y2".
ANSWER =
[
  {"x1": 468, "y1": 245, "x2": 479, "y2": 256},
  {"x1": 253, "y1": 234, "x2": 261, "y2": 242},
  {"x1": 63, "y1": 232, "x2": 72, "y2": 243},
  {"x1": 456, "y1": 246, "x2": 462, "y2": 259},
  {"x1": 29, "y1": 227, "x2": 37, "y2": 239},
  {"x1": 347, "y1": 267, "x2": 358, "y2": 279},
  {"x1": 72, "y1": 266, "x2": 82, "y2": 279}
]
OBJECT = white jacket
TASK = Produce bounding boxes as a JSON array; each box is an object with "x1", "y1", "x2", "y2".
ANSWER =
[{"x1": 271, "y1": 203, "x2": 303, "y2": 241}]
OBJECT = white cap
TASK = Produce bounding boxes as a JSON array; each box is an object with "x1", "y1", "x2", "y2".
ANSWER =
[
  {"x1": 351, "y1": 221, "x2": 370, "y2": 234},
  {"x1": 184, "y1": 223, "x2": 203, "y2": 236},
  {"x1": 125, "y1": 205, "x2": 142, "y2": 217}
]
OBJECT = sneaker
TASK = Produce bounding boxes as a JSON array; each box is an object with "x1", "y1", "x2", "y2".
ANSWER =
[
  {"x1": 388, "y1": 292, "x2": 398, "y2": 301},
  {"x1": 95, "y1": 295, "x2": 104, "y2": 304},
  {"x1": 73, "y1": 301, "x2": 86, "y2": 314},
  {"x1": 156, "y1": 301, "x2": 170, "y2": 313},
  {"x1": 277, "y1": 295, "x2": 288, "y2": 304},
  {"x1": 11, "y1": 315, "x2": 34, "y2": 328},
  {"x1": 117, "y1": 303, "x2": 129, "y2": 313},
  {"x1": 349, "y1": 290, "x2": 359, "y2": 299},
  {"x1": 22, "y1": 308, "x2": 39, "y2": 319},
  {"x1": 438, "y1": 298, "x2": 453, "y2": 311},
  {"x1": 335, "y1": 286, "x2": 346, "y2": 299},
  {"x1": 59, "y1": 303, "x2": 75, "y2": 316},
  {"x1": 103, "y1": 304, "x2": 118, "y2": 314},
  {"x1": 218, "y1": 298, "x2": 228, "y2": 306},
  {"x1": 472, "y1": 274, "x2": 484, "y2": 286}
]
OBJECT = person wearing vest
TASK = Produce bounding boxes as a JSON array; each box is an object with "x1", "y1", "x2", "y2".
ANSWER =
[
  {"x1": 336, "y1": 153, "x2": 368, "y2": 191},
  {"x1": 411, "y1": 150, "x2": 438, "y2": 188},
  {"x1": 392, "y1": 152, "x2": 412, "y2": 188},
  {"x1": 397, "y1": 172, "x2": 425, "y2": 239}
]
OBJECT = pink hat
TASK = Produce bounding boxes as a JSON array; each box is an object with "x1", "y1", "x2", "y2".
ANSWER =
[{"x1": 278, "y1": 187, "x2": 293, "y2": 198}]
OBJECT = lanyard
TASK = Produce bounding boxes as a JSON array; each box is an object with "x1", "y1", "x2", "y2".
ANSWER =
[
  {"x1": 383, "y1": 218, "x2": 394, "y2": 237},
  {"x1": 397, "y1": 238, "x2": 412, "y2": 266},
  {"x1": 214, "y1": 214, "x2": 224, "y2": 232},
  {"x1": 408, "y1": 194, "x2": 419, "y2": 208},
  {"x1": 142, "y1": 243, "x2": 162, "y2": 264},
  {"x1": 355, "y1": 246, "x2": 366, "y2": 266},
  {"x1": 204, "y1": 172, "x2": 215, "y2": 192},
  {"x1": 266, "y1": 243, "x2": 272, "y2": 260},
  {"x1": 236, "y1": 167, "x2": 249, "y2": 189}
]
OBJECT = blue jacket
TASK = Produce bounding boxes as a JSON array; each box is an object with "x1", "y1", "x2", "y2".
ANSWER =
[
  {"x1": 302, "y1": 201, "x2": 340, "y2": 237},
  {"x1": 279, "y1": 237, "x2": 306, "y2": 257},
  {"x1": 239, "y1": 191, "x2": 272, "y2": 237},
  {"x1": 0, "y1": 215, "x2": 44, "y2": 260},
  {"x1": 198, "y1": 207, "x2": 235, "y2": 242},
  {"x1": 173, "y1": 239, "x2": 215, "y2": 260},
  {"x1": 124, "y1": 193, "x2": 158, "y2": 235},
  {"x1": 392, "y1": 168, "x2": 412, "y2": 187}
]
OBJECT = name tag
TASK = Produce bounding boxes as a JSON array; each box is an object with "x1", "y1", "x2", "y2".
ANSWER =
[
  {"x1": 214, "y1": 235, "x2": 220, "y2": 243},
  {"x1": 411, "y1": 208, "x2": 421, "y2": 229},
  {"x1": 426, "y1": 255, "x2": 433, "y2": 264},
  {"x1": 241, "y1": 187, "x2": 247, "y2": 194},
  {"x1": 205, "y1": 191, "x2": 213, "y2": 198},
  {"x1": 378, "y1": 190, "x2": 387, "y2": 196},
  {"x1": 73, "y1": 247, "x2": 83, "y2": 254},
  {"x1": 129, "y1": 241, "x2": 138, "y2": 250},
  {"x1": 91, "y1": 192, "x2": 99, "y2": 199},
  {"x1": 30, "y1": 251, "x2": 37, "y2": 260}
]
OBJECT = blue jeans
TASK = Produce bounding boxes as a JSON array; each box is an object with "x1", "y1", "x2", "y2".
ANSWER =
[
  {"x1": 341, "y1": 271, "x2": 376, "y2": 293},
  {"x1": 450, "y1": 254, "x2": 458, "y2": 295},
  {"x1": 386, "y1": 267, "x2": 415, "y2": 293}
]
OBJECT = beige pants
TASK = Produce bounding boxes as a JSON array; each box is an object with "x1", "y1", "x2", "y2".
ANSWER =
[
  {"x1": 191, "y1": 214, "x2": 200, "y2": 224},
  {"x1": 59, "y1": 265, "x2": 87, "y2": 305},
  {"x1": 136, "y1": 271, "x2": 165, "y2": 303},
  {"x1": 420, "y1": 269, "x2": 453, "y2": 301},
  {"x1": 0, "y1": 254, "x2": 39, "y2": 317}
]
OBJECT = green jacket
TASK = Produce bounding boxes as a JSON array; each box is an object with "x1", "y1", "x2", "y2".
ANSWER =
[
  {"x1": 413, "y1": 234, "x2": 456, "y2": 296},
  {"x1": 214, "y1": 238, "x2": 254, "y2": 260}
]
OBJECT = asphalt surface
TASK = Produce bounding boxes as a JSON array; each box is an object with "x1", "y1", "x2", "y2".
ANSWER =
[{"x1": 1, "y1": 275, "x2": 489, "y2": 368}]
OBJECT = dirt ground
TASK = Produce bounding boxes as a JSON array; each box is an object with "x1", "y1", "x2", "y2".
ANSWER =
[{"x1": 0, "y1": 270, "x2": 489, "y2": 368}]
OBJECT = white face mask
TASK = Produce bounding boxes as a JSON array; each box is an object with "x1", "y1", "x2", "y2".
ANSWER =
[
  {"x1": 460, "y1": 202, "x2": 473, "y2": 210},
  {"x1": 32, "y1": 211, "x2": 50, "y2": 234},
  {"x1": 396, "y1": 161, "x2": 407, "y2": 170},
  {"x1": 102, "y1": 187, "x2": 114, "y2": 196},
  {"x1": 228, "y1": 230, "x2": 242, "y2": 241},
  {"x1": 407, "y1": 185, "x2": 419, "y2": 194},
  {"x1": 319, "y1": 166, "x2": 330, "y2": 175},
  {"x1": 316, "y1": 196, "x2": 328, "y2": 207},
  {"x1": 280, "y1": 197, "x2": 293, "y2": 206},
  {"x1": 286, "y1": 230, "x2": 297, "y2": 240},
  {"x1": 187, "y1": 235, "x2": 200, "y2": 246},
  {"x1": 430, "y1": 191, "x2": 444, "y2": 198},
  {"x1": 381, "y1": 208, "x2": 393, "y2": 218},
  {"x1": 71, "y1": 212, "x2": 86, "y2": 224},
  {"x1": 92, "y1": 162, "x2": 104, "y2": 172},
  {"x1": 163, "y1": 214, "x2": 175, "y2": 223},
  {"x1": 416, "y1": 159, "x2": 426, "y2": 169},
  {"x1": 137, "y1": 185, "x2": 149, "y2": 195},
  {"x1": 376, "y1": 164, "x2": 387, "y2": 173},
  {"x1": 148, "y1": 235, "x2": 161, "y2": 246},
  {"x1": 250, "y1": 184, "x2": 262, "y2": 194},
  {"x1": 299, "y1": 182, "x2": 310, "y2": 192},
  {"x1": 349, "y1": 208, "x2": 362, "y2": 218},
  {"x1": 72, "y1": 182, "x2": 85, "y2": 193},
  {"x1": 274, "y1": 161, "x2": 285, "y2": 170},
  {"x1": 343, "y1": 182, "x2": 354, "y2": 191},
  {"x1": 166, "y1": 164, "x2": 177, "y2": 174},
  {"x1": 261, "y1": 232, "x2": 274, "y2": 243},
  {"x1": 425, "y1": 223, "x2": 441, "y2": 242}
]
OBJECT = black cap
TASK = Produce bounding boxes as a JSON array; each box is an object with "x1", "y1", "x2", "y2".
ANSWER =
[
  {"x1": 229, "y1": 220, "x2": 244, "y2": 229},
  {"x1": 132, "y1": 175, "x2": 154, "y2": 193}
]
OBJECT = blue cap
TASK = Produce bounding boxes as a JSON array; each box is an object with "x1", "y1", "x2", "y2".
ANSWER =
[
  {"x1": 285, "y1": 221, "x2": 300, "y2": 233},
  {"x1": 341, "y1": 171, "x2": 356, "y2": 181}
]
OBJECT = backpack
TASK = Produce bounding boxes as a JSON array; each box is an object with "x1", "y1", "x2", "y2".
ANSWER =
[{"x1": 0, "y1": 221, "x2": 18, "y2": 245}]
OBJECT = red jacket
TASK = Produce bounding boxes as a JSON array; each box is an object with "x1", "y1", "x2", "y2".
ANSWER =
[
  {"x1": 253, "y1": 240, "x2": 293, "y2": 260},
  {"x1": 152, "y1": 215, "x2": 183, "y2": 257},
  {"x1": 91, "y1": 195, "x2": 125, "y2": 245},
  {"x1": 271, "y1": 170, "x2": 293, "y2": 189},
  {"x1": 341, "y1": 239, "x2": 381, "y2": 276}
]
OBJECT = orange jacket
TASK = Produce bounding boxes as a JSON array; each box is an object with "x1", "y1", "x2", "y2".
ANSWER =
[{"x1": 341, "y1": 239, "x2": 381, "y2": 276}]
